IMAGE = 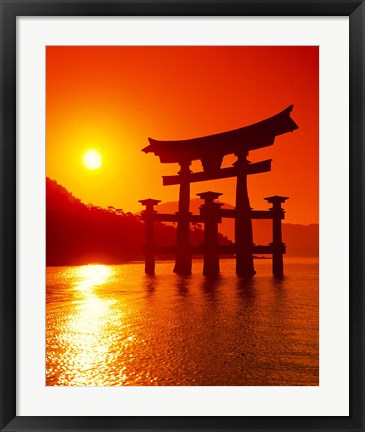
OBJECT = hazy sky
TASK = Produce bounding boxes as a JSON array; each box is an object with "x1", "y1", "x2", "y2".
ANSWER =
[{"x1": 46, "y1": 46, "x2": 318, "y2": 224}]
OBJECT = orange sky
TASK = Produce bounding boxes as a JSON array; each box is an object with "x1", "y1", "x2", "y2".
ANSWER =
[{"x1": 46, "y1": 46, "x2": 318, "y2": 224}]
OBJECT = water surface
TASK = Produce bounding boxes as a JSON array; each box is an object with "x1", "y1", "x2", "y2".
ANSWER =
[{"x1": 46, "y1": 259, "x2": 318, "y2": 386}]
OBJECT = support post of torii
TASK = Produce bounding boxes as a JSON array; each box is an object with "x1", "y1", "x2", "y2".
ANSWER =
[
  {"x1": 234, "y1": 152, "x2": 256, "y2": 277},
  {"x1": 197, "y1": 191, "x2": 223, "y2": 277},
  {"x1": 139, "y1": 198, "x2": 161, "y2": 275},
  {"x1": 264, "y1": 195, "x2": 288, "y2": 277},
  {"x1": 173, "y1": 160, "x2": 192, "y2": 275}
]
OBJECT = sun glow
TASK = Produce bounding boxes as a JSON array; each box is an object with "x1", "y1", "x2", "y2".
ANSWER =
[
  {"x1": 74, "y1": 265, "x2": 112, "y2": 292},
  {"x1": 82, "y1": 149, "x2": 102, "y2": 170}
]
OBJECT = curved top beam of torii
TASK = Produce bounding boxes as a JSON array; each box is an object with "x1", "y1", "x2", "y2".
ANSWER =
[{"x1": 142, "y1": 105, "x2": 299, "y2": 165}]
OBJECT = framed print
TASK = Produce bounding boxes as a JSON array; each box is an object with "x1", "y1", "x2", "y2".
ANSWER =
[{"x1": 0, "y1": 1, "x2": 364, "y2": 432}]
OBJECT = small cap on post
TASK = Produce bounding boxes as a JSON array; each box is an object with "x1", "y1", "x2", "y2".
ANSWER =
[
  {"x1": 139, "y1": 198, "x2": 161, "y2": 207},
  {"x1": 196, "y1": 191, "x2": 222, "y2": 203},
  {"x1": 264, "y1": 195, "x2": 288, "y2": 205}
]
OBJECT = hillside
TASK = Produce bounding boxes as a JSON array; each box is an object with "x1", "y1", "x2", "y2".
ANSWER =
[{"x1": 46, "y1": 178, "x2": 231, "y2": 265}]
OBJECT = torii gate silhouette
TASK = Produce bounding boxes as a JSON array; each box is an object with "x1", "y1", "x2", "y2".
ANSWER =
[{"x1": 139, "y1": 105, "x2": 298, "y2": 277}]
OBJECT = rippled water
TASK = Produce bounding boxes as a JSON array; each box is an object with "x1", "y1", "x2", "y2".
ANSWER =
[{"x1": 46, "y1": 259, "x2": 319, "y2": 386}]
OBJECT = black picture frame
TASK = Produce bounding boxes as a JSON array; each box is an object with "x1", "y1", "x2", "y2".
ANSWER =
[{"x1": 1, "y1": 1, "x2": 364, "y2": 431}]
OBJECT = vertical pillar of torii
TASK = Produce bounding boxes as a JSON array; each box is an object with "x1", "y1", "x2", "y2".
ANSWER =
[
  {"x1": 197, "y1": 191, "x2": 223, "y2": 277},
  {"x1": 264, "y1": 195, "x2": 288, "y2": 277},
  {"x1": 138, "y1": 198, "x2": 161, "y2": 275},
  {"x1": 173, "y1": 159, "x2": 192, "y2": 275},
  {"x1": 234, "y1": 151, "x2": 256, "y2": 277}
]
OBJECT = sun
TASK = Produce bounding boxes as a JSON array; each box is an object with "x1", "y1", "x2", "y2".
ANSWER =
[{"x1": 82, "y1": 149, "x2": 102, "y2": 170}]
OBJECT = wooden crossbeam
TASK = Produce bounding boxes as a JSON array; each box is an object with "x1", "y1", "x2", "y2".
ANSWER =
[
  {"x1": 251, "y1": 210, "x2": 275, "y2": 220},
  {"x1": 219, "y1": 209, "x2": 235, "y2": 218},
  {"x1": 153, "y1": 213, "x2": 178, "y2": 222},
  {"x1": 147, "y1": 209, "x2": 282, "y2": 222},
  {"x1": 155, "y1": 245, "x2": 207, "y2": 254},
  {"x1": 253, "y1": 245, "x2": 274, "y2": 254},
  {"x1": 146, "y1": 207, "x2": 283, "y2": 223},
  {"x1": 251, "y1": 210, "x2": 285, "y2": 220},
  {"x1": 220, "y1": 209, "x2": 276, "y2": 219},
  {"x1": 152, "y1": 244, "x2": 285, "y2": 255},
  {"x1": 219, "y1": 244, "x2": 235, "y2": 254},
  {"x1": 163, "y1": 159, "x2": 272, "y2": 186},
  {"x1": 219, "y1": 244, "x2": 279, "y2": 254}
]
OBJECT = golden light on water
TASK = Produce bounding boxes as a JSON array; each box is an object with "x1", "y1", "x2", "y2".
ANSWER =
[
  {"x1": 47, "y1": 261, "x2": 319, "y2": 386},
  {"x1": 47, "y1": 265, "x2": 129, "y2": 386},
  {"x1": 75, "y1": 264, "x2": 112, "y2": 292}
]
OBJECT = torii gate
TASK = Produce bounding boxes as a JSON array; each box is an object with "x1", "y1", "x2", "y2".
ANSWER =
[{"x1": 140, "y1": 105, "x2": 298, "y2": 277}]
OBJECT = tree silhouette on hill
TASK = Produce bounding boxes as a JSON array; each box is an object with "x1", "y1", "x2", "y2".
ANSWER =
[{"x1": 46, "y1": 178, "x2": 231, "y2": 265}]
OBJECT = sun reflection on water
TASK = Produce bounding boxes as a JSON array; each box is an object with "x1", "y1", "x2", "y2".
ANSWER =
[
  {"x1": 47, "y1": 264, "x2": 130, "y2": 386},
  {"x1": 47, "y1": 261, "x2": 319, "y2": 386},
  {"x1": 74, "y1": 264, "x2": 113, "y2": 292}
]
